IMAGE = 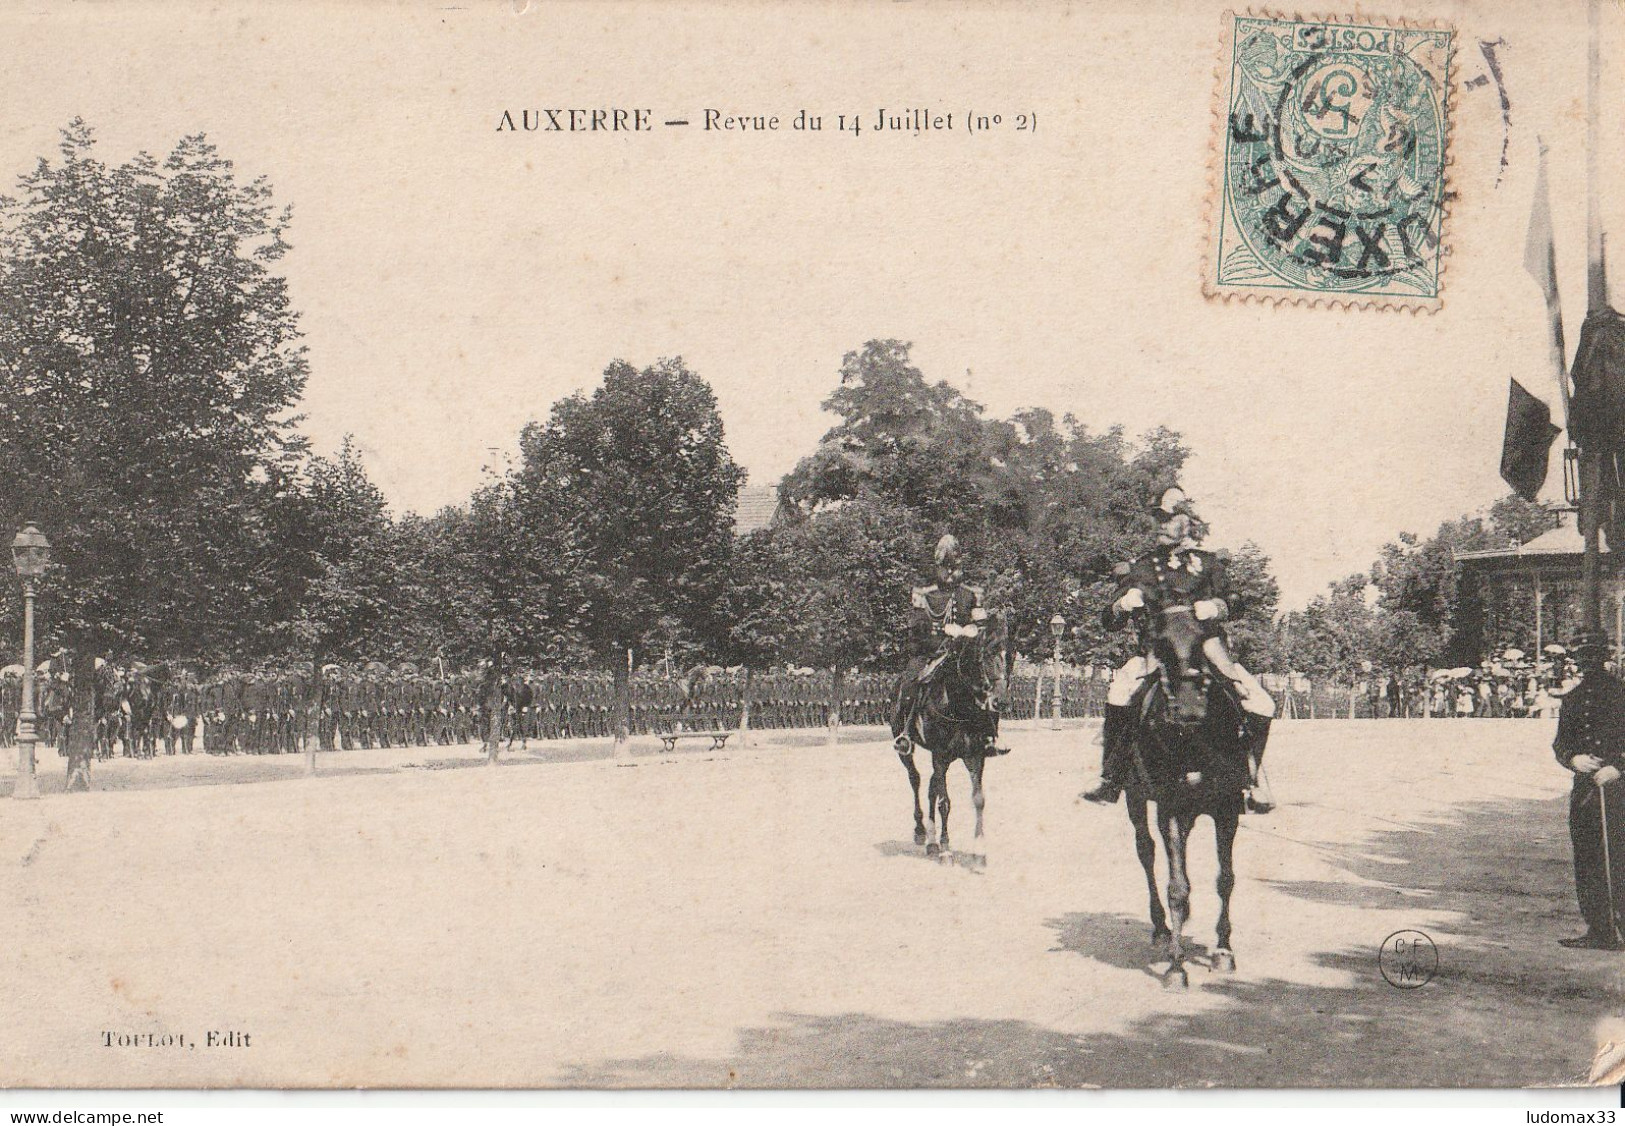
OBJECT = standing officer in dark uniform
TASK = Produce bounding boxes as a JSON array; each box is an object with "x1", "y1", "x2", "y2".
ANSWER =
[
  {"x1": 890, "y1": 534, "x2": 1008, "y2": 757},
  {"x1": 1555, "y1": 629, "x2": 1625, "y2": 950}
]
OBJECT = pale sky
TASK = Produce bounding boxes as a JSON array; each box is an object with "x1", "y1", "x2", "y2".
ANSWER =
[{"x1": 2, "y1": 0, "x2": 1621, "y2": 607}]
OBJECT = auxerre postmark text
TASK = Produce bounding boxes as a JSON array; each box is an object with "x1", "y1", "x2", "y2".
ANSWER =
[{"x1": 1207, "y1": 13, "x2": 1454, "y2": 310}]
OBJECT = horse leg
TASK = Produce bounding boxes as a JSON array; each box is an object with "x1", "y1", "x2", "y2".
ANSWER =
[
  {"x1": 925, "y1": 763, "x2": 944, "y2": 856},
  {"x1": 966, "y1": 753, "x2": 985, "y2": 840},
  {"x1": 1160, "y1": 807, "x2": 1192, "y2": 990},
  {"x1": 1212, "y1": 808, "x2": 1239, "y2": 973},
  {"x1": 899, "y1": 745, "x2": 927, "y2": 846},
  {"x1": 934, "y1": 753, "x2": 953, "y2": 857},
  {"x1": 1128, "y1": 793, "x2": 1171, "y2": 949}
]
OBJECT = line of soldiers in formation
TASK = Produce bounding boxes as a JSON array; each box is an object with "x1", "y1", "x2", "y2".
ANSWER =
[
  {"x1": 6, "y1": 654, "x2": 1571, "y2": 758},
  {"x1": 0, "y1": 663, "x2": 901, "y2": 758}
]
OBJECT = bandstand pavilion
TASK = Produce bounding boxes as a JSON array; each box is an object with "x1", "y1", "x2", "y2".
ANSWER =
[{"x1": 1455, "y1": 518, "x2": 1622, "y2": 663}]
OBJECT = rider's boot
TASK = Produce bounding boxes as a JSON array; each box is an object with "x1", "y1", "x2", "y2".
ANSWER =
[
  {"x1": 890, "y1": 684, "x2": 913, "y2": 754},
  {"x1": 1242, "y1": 713, "x2": 1274, "y2": 814},
  {"x1": 1081, "y1": 704, "x2": 1133, "y2": 804}
]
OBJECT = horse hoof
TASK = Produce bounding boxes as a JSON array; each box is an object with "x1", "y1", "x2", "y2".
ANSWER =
[
  {"x1": 925, "y1": 842, "x2": 941, "y2": 857},
  {"x1": 1211, "y1": 949, "x2": 1236, "y2": 973},
  {"x1": 1151, "y1": 931, "x2": 1173, "y2": 953},
  {"x1": 914, "y1": 828, "x2": 928, "y2": 846},
  {"x1": 1162, "y1": 966, "x2": 1189, "y2": 991}
]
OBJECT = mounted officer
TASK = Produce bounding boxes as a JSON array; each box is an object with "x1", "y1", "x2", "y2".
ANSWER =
[
  {"x1": 1081, "y1": 487, "x2": 1274, "y2": 812},
  {"x1": 890, "y1": 534, "x2": 1009, "y2": 758}
]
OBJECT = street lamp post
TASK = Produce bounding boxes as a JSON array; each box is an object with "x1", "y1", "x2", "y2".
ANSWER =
[
  {"x1": 11, "y1": 524, "x2": 51, "y2": 801},
  {"x1": 1049, "y1": 614, "x2": 1066, "y2": 730}
]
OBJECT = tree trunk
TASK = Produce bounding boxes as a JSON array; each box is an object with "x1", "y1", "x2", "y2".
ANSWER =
[
  {"x1": 306, "y1": 650, "x2": 322, "y2": 775},
  {"x1": 482, "y1": 667, "x2": 504, "y2": 764},
  {"x1": 826, "y1": 665, "x2": 843, "y2": 746},
  {"x1": 64, "y1": 649, "x2": 95, "y2": 792},
  {"x1": 612, "y1": 658, "x2": 631, "y2": 757},
  {"x1": 1348, "y1": 681, "x2": 1358, "y2": 720},
  {"x1": 736, "y1": 668, "x2": 753, "y2": 749}
]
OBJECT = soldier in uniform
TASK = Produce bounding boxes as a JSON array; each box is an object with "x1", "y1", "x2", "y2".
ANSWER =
[
  {"x1": 890, "y1": 534, "x2": 1009, "y2": 757},
  {"x1": 1555, "y1": 630, "x2": 1625, "y2": 950},
  {"x1": 361, "y1": 668, "x2": 382, "y2": 749},
  {"x1": 180, "y1": 672, "x2": 201, "y2": 754},
  {"x1": 203, "y1": 673, "x2": 226, "y2": 753},
  {"x1": 334, "y1": 668, "x2": 356, "y2": 750},
  {"x1": 1081, "y1": 487, "x2": 1275, "y2": 812},
  {"x1": 1, "y1": 668, "x2": 19, "y2": 749}
]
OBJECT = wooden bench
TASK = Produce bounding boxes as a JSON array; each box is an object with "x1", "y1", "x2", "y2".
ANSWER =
[{"x1": 653, "y1": 714, "x2": 732, "y2": 753}]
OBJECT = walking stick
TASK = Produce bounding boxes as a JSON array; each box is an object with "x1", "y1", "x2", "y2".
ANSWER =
[{"x1": 1602, "y1": 782, "x2": 1624, "y2": 946}]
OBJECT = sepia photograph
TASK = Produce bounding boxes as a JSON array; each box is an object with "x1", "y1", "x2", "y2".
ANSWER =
[{"x1": 0, "y1": 0, "x2": 1623, "y2": 1102}]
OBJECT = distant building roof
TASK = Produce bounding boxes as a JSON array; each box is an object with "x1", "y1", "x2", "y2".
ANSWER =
[{"x1": 734, "y1": 485, "x2": 782, "y2": 536}]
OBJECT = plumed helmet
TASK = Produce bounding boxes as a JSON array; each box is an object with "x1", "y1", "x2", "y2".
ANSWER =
[
  {"x1": 1155, "y1": 487, "x2": 1191, "y2": 516},
  {"x1": 934, "y1": 534, "x2": 962, "y2": 568}
]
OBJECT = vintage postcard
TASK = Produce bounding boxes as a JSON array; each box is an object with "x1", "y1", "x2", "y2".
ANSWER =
[{"x1": 1, "y1": 0, "x2": 1624, "y2": 1096}]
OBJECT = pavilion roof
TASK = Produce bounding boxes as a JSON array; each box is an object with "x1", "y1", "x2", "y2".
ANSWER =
[{"x1": 1455, "y1": 521, "x2": 1609, "y2": 564}]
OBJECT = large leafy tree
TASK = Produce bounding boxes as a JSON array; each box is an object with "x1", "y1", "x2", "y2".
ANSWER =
[
  {"x1": 1368, "y1": 493, "x2": 1560, "y2": 666},
  {"x1": 0, "y1": 122, "x2": 308, "y2": 781},
  {"x1": 511, "y1": 357, "x2": 745, "y2": 744},
  {"x1": 780, "y1": 340, "x2": 1221, "y2": 670},
  {"x1": 1219, "y1": 541, "x2": 1281, "y2": 667},
  {"x1": 721, "y1": 498, "x2": 930, "y2": 731},
  {"x1": 283, "y1": 437, "x2": 403, "y2": 664},
  {"x1": 1275, "y1": 574, "x2": 1381, "y2": 713}
]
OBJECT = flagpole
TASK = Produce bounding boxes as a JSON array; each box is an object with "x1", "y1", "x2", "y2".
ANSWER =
[
  {"x1": 1589, "y1": 0, "x2": 1607, "y2": 314},
  {"x1": 1582, "y1": 0, "x2": 1607, "y2": 633}
]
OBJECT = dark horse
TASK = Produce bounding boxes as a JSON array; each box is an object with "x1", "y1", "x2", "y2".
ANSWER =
[
  {"x1": 897, "y1": 612, "x2": 1006, "y2": 861},
  {"x1": 1125, "y1": 601, "x2": 1252, "y2": 990}
]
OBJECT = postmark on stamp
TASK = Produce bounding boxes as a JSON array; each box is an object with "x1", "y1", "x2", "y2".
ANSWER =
[{"x1": 1206, "y1": 13, "x2": 1454, "y2": 310}]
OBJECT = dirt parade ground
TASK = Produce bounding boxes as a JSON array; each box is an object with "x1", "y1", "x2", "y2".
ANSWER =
[{"x1": 0, "y1": 718, "x2": 1620, "y2": 1089}]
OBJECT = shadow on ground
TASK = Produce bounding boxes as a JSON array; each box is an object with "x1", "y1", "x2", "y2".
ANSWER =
[
  {"x1": 0, "y1": 754, "x2": 405, "y2": 796},
  {"x1": 873, "y1": 838, "x2": 988, "y2": 872},
  {"x1": 0, "y1": 732, "x2": 769, "y2": 796},
  {"x1": 564, "y1": 794, "x2": 1619, "y2": 1088}
]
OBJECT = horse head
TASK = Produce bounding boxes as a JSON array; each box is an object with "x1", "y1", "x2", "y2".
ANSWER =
[{"x1": 1150, "y1": 602, "x2": 1210, "y2": 726}]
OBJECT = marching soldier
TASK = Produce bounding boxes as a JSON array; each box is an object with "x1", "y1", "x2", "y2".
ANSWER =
[
  {"x1": 1081, "y1": 487, "x2": 1275, "y2": 812},
  {"x1": 1555, "y1": 629, "x2": 1625, "y2": 950},
  {"x1": 236, "y1": 672, "x2": 263, "y2": 754},
  {"x1": 890, "y1": 534, "x2": 1008, "y2": 757},
  {"x1": 319, "y1": 666, "x2": 342, "y2": 751},
  {"x1": 360, "y1": 668, "x2": 381, "y2": 749}
]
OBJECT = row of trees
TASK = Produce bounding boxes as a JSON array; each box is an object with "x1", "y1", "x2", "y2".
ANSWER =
[
  {"x1": 0, "y1": 124, "x2": 1280, "y2": 754},
  {"x1": 1269, "y1": 494, "x2": 1561, "y2": 688},
  {"x1": 1, "y1": 123, "x2": 1551, "y2": 761}
]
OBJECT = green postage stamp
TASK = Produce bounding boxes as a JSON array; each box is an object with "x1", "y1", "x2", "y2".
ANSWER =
[{"x1": 1207, "y1": 13, "x2": 1454, "y2": 310}]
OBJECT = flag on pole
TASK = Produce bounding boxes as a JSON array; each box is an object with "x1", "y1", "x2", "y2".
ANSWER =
[
  {"x1": 1501, "y1": 378, "x2": 1562, "y2": 501},
  {"x1": 1524, "y1": 144, "x2": 1572, "y2": 428},
  {"x1": 1571, "y1": 305, "x2": 1625, "y2": 454}
]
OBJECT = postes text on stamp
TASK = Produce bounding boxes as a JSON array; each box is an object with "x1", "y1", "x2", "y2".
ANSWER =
[{"x1": 1207, "y1": 13, "x2": 1454, "y2": 310}]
